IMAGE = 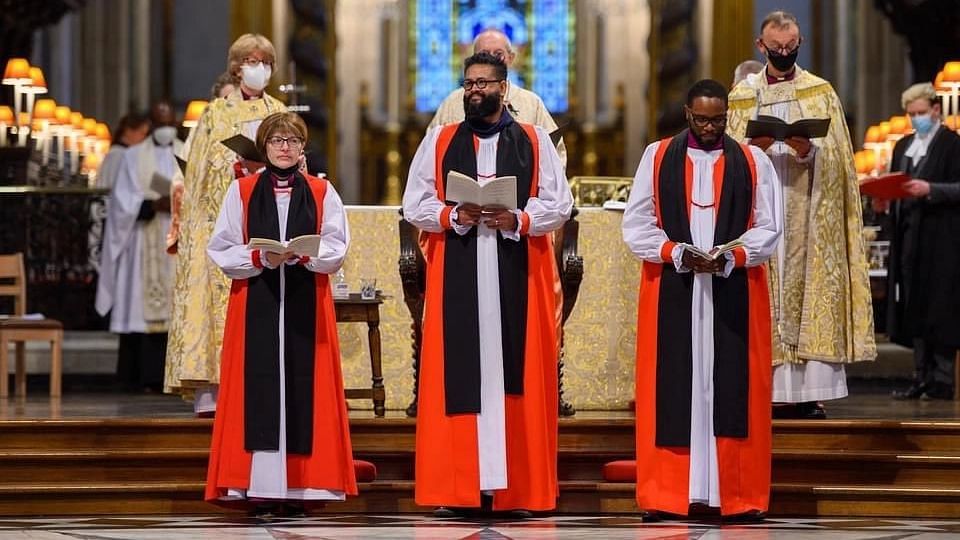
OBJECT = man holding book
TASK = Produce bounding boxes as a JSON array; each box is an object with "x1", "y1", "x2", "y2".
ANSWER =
[
  {"x1": 622, "y1": 79, "x2": 782, "y2": 520},
  {"x1": 727, "y1": 11, "x2": 876, "y2": 419},
  {"x1": 884, "y1": 83, "x2": 960, "y2": 401},
  {"x1": 402, "y1": 51, "x2": 573, "y2": 516}
]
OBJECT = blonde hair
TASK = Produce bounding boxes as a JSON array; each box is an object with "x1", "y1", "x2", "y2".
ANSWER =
[
  {"x1": 256, "y1": 112, "x2": 309, "y2": 157},
  {"x1": 901, "y1": 82, "x2": 938, "y2": 109},
  {"x1": 226, "y1": 33, "x2": 276, "y2": 77}
]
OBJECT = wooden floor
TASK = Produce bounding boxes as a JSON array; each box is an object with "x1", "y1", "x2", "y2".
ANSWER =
[{"x1": 0, "y1": 385, "x2": 958, "y2": 519}]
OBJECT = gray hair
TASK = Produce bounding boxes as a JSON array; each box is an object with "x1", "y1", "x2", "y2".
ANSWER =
[
  {"x1": 760, "y1": 10, "x2": 799, "y2": 33},
  {"x1": 473, "y1": 29, "x2": 514, "y2": 55},
  {"x1": 901, "y1": 82, "x2": 938, "y2": 109},
  {"x1": 733, "y1": 60, "x2": 764, "y2": 85}
]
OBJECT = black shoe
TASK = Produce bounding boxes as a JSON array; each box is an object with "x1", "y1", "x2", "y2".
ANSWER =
[
  {"x1": 921, "y1": 382, "x2": 954, "y2": 400},
  {"x1": 281, "y1": 502, "x2": 306, "y2": 517},
  {"x1": 722, "y1": 510, "x2": 766, "y2": 524},
  {"x1": 797, "y1": 401, "x2": 827, "y2": 419},
  {"x1": 640, "y1": 510, "x2": 663, "y2": 522},
  {"x1": 892, "y1": 382, "x2": 928, "y2": 400},
  {"x1": 433, "y1": 507, "x2": 456, "y2": 518},
  {"x1": 250, "y1": 503, "x2": 278, "y2": 522},
  {"x1": 507, "y1": 509, "x2": 533, "y2": 519}
]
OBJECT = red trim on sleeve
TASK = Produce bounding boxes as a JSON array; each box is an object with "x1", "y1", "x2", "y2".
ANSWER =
[
  {"x1": 252, "y1": 249, "x2": 263, "y2": 269},
  {"x1": 660, "y1": 241, "x2": 677, "y2": 263},
  {"x1": 732, "y1": 246, "x2": 747, "y2": 268},
  {"x1": 439, "y1": 205, "x2": 454, "y2": 229},
  {"x1": 519, "y1": 211, "x2": 531, "y2": 235},
  {"x1": 298, "y1": 256, "x2": 311, "y2": 265}
]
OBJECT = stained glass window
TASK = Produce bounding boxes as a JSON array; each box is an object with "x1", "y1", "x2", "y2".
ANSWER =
[{"x1": 412, "y1": 0, "x2": 573, "y2": 114}]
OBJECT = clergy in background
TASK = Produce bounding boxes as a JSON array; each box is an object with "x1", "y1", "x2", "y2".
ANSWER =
[
  {"x1": 623, "y1": 79, "x2": 782, "y2": 520},
  {"x1": 403, "y1": 52, "x2": 572, "y2": 515},
  {"x1": 428, "y1": 28, "x2": 566, "y2": 168},
  {"x1": 204, "y1": 112, "x2": 356, "y2": 516},
  {"x1": 884, "y1": 83, "x2": 960, "y2": 401},
  {"x1": 95, "y1": 113, "x2": 150, "y2": 191},
  {"x1": 95, "y1": 102, "x2": 181, "y2": 392},
  {"x1": 727, "y1": 11, "x2": 876, "y2": 419},
  {"x1": 165, "y1": 33, "x2": 286, "y2": 415}
]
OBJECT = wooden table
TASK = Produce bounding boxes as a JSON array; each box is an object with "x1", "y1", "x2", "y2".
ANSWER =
[{"x1": 334, "y1": 293, "x2": 386, "y2": 416}]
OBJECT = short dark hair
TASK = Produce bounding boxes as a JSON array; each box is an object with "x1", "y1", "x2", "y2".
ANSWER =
[
  {"x1": 686, "y1": 79, "x2": 728, "y2": 107},
  {"x1": 112, "y1": 113, "x2": 149, "y2": 145},
  {"x1": 464, "y1": 51, "x2": 507, "y2": 82}
]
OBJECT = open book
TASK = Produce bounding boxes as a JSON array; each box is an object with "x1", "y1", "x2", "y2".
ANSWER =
[
  {"x1": 221, "y1": 134, "x2": 265, "y2": 163},
  {"x1": 859, "y1": 172, "x2": 911, "y2": 199},
  {"x1": 683, "y1": 239, "x2": 745, "y2": 261},
  {"x1": 247, "y1": 234, "x2": 322, "y2": 256},
  {"x1": 445, "y1": 170, "x2": 517, "y2": 209},
  {"x1": 746, "y1": 114, "x2": 830, "y2": 141},
  {"x1": 149, "y1": 172, "x2": 172, "y2": 196}
]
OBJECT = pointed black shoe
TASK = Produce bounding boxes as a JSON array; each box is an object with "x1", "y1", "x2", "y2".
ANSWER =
[
  {"x1": 921, "y1": 382, "x2": 954, "y2": 400},
  {"x1": 722, "y1": 510, "x2": 766, "y2": 524},
  {"x1": 892, "y1": 381, "x2": 927, "y2": 400}
]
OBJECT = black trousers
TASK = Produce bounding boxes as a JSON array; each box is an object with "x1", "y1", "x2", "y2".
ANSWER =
[
  {"x1": 117, "y1": 332, "x2": 168, "y2": 391},
  {"x1": 913, "y1": 338, "x2": 956, "y2": 387}
]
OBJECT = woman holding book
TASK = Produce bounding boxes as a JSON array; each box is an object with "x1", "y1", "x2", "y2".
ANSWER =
[{"x1": 204, "y1": 112, "x2": 356, "y2": 518}]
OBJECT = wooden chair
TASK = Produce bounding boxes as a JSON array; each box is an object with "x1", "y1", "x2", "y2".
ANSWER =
[
  {"x1": 0, "y1": 253, "x2": 63, "y2": 397},
  {"x1": 398, "y1": 209, "x2": 584, "y2": 417}
]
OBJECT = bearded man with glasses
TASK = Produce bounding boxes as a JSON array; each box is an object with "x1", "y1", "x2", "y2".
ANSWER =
[
  {"x1": 428, "y1": 28, "x2": 566, "y2": 168},
  {"x1": 727, "y1": 11, "x2": 876, "y2": 420}
]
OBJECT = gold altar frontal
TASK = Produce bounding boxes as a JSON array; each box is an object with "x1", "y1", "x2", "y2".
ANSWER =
[{"x1": 337, "y1": 206, "x2": 638, "y2": 411}]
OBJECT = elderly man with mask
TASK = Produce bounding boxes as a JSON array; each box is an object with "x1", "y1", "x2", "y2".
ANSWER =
[
  {"x1": 727, "y1": 10, "x2": 876, "y2": 419},
  {"x1": 96, "y1": 101, "x2": 181, "y2": 392},
  {"x1": 428, "y1": 28, "x2": 566, "y2": 168}
]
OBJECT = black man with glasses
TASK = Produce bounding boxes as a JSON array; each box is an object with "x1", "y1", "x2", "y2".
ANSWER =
[
  {"x1": 728, "y1": 11, "x2": 877, "y2": 421},
  {"x1": 623, "y1": 79, "x2": 781, "y2": 522},
  {"x1": 404, "y1": 51, "x2": 572, "y2": 516}
]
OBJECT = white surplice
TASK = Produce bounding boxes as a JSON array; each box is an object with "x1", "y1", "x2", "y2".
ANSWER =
[
  {"x1": 744, "y1": 79, "x2": 849, "y2": 402},
  {"x1": 403, "y1": 124, "x2": 573, "y2": 491},
  {"x1": 206, "y1": 177, "x2": 350, "y2": 501},
  {"x1": 95, "y1": 138, "x2": 178, "y2": 333},
  {"x1": 622, "y1": 140, "x2": 782, "y2": 506}
]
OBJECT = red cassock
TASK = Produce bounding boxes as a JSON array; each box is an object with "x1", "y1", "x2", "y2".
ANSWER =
[
  {"x1": 414, "y1": 123, "x2": 560, "y2": 511},
  {"x1": 205, "y1": 173, "x2": 358, "y2": 502},
  {"x1": 634, "y1": 137, "x2": 773, "y2": 516}
]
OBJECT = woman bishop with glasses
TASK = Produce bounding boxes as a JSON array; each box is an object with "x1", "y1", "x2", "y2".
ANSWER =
[{"x1": 203, "y1": 112, "x2": 356, "y2": 518}]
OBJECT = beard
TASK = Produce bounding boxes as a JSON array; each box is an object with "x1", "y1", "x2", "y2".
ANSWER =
[
  {"x1": 689, "y1": 125, "x2": 723, "y2": 148},
  {"x1": 464, "y1": 91, "x2": 502, "y2": 119}
]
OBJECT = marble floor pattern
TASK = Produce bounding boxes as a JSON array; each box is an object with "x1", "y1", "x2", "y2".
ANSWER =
[{"x1": 0, "y1": 514, "x2": 958, "y2": 539}]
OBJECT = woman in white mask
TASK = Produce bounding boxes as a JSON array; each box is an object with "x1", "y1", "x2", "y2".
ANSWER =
[{"x1": 165, "y1": 33, "x2": 286, "y2": 416}]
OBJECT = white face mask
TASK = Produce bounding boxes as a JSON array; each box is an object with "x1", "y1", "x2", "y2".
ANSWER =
[
  {"x1": 152, "y1": 126, "x2": 177, "y2": 146},
  {"x1": 241, "y1": 63, "x2": 272, "y2": 92}
]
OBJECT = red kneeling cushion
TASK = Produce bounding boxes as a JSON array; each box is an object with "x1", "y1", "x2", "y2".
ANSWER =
[
  {"x1": 602, "y1": 460, "x2": 637, "y2": 482},
  {"x1": 354, "y1": 459, "x2": 378, "y2": 482}
]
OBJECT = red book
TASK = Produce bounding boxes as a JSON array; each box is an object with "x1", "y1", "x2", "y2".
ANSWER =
[{"x1": 859, "y1": 172, "x2": 911, "y2": 199}]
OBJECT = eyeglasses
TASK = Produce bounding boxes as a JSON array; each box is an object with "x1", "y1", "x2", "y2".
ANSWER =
[
  {"x1": 760, "y1": 41, "x2": 800, "y2": 55},
  {"x1": 266, "y1": 136, "x2": 304, "y2": 148},
  {"x1": 687, "y1": 113, "x2": 727, "y2": 128},
  {"x1": 241, "y1": 57, "x2": 274, "y2": 68},
  {"x1": 462, "y1": 78, "x2": 504, "y2": 91}
]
